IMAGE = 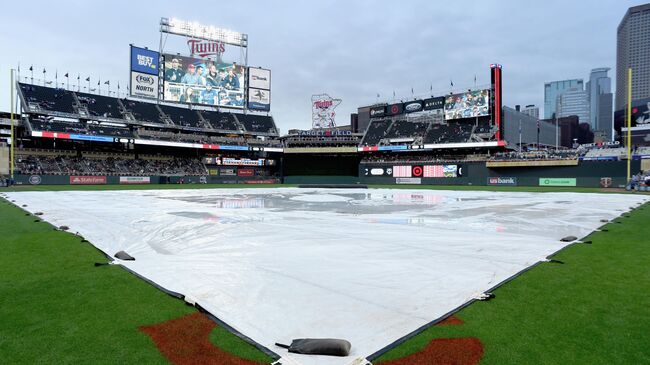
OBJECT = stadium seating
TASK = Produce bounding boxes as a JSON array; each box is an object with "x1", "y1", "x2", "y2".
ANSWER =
[
  {"x1": 20, "y1": 83, "x2": 76, "y2": 114},
  {"x1": 122, "y1": 100, "x2": 163, "y2": 124},
  {"x1": 158, "y1": 105, "x2": 204, "y2": 128},
  {"x1": 199, "y1": 110, "x2": 241, "y2": 131},
  {"x1": 237, "y1": 114, "x2": 277, "y2": 134},
  {"x1": 86, "y1": 123, "x2": 134, "y2": 138},
  {"x1": 383, "y1": 120, "x2": 429, "y2": 140},
  {"x1": 15, "y1": 152, "x2": 208, "y2": 176},
  {"x1": 361, "y1": 120, "x2": 392, "y2": 145},
  {"x1": 76, "y1": 92, "x2": 123, "y2": 119},
  {"x1": 27, "y1": 116, "x2": 88, "y2": 134}
]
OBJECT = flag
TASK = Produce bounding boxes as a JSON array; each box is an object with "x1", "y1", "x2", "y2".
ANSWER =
[
  {"x1": 77, "y1": 74, "x2": 80, "y2": 80},
  {"x1": 474, "y1": 75, "x2": 477, "y2": 84},
  {"x1": 450, "y1": 80, "x2": 454, "y2": 87},
  {"x1": 430, "y1": 84, "x2": 433, "y2": 92},
  {"x1": 85, "y1": 77, "x2": 90, "y2": 81},
  {"x1": 64, "y1": 73, "x2": 69, "y2": 78},
  {"x1": 392, "y1": 90, "x2": 395, "y2": 98},
  {"x1": 29, "y1": 65, "x2": 33, "y2": 71},
  {"x1": 104, "y1": 80, "x2": 110, "y2": 85},
  {"x1": 97, "y1": 80, "x2": 100, "y2": 85},
  {"x1": 117, "y1": 82, "x2": 120, "y2": 90},
  {"x1": 411, "y1": 87, "x2": 414, "y2": 94},
  {"x1": 376, "y1": 93, "x2": 380, "y2": 98},
  {"x1": 43, "y1": 68, "x2": 46, "y2": 74}
]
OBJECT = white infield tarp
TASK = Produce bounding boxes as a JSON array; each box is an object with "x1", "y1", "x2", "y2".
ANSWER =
[{"x1": 5, "y1": 188, "x2": 647, "y2": 365}]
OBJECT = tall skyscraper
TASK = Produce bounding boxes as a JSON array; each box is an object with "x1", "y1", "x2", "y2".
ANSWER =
[
  {"x1": 544, "y1": 79, "x2": 584, "y2": 119},
  {"x1": 616, "y1": 3, "x2": 650, "y2": 111},
  {"x1": 587, "y1": 68, "x2": 614, "y2": 140},
  {"x1": 556, "y1": 87, "x2": 590, "y2": 124}
]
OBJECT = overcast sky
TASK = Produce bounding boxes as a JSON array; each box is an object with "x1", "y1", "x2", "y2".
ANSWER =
[{"x1": 0, "y1": 0, "x2": 641, "y2": 132}]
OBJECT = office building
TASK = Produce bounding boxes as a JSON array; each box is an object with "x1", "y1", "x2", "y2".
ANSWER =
[
  {"x1": 544, "y1": 79, "x2": 584, "y2": 119},
  {"x1": 616, "y1": 3, "x2": 650, "y2": 111},
  {"x1": 556, "y1": 87, "x2": 590, "y2": 124},
  {"x1": 587, "y1": 68, "x2": 614, "y2": 140}
]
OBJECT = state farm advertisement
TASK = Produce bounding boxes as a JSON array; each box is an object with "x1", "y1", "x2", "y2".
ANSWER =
[{"x1": 69, "y1": 176, "x2": 107, "y2": 185}]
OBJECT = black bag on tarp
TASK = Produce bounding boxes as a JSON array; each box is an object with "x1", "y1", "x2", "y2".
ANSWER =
[{"x1": 275, "y1": 338, "x2": 351, "y2": 356}]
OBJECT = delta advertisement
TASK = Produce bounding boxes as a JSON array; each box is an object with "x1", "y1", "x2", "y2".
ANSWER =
[
  {"x1": 130, "y1": 46, "x2": 160, "y2": 99},
  {"x1": 248, "y1": 88, "x2": 271, "y2": 111},
  {"x1": 162, "y1": 53, "x2": 245, "y2": 108},
  {"x1": 444, "y1": 89, "x2": 490, "y2": 120}
]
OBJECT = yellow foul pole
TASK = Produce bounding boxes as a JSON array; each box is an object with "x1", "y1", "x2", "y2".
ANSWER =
[
  {"x1": 626, "y1": 68, "x2": 632, "y2": 182},
  {"x1": 10, "y1": 69, "x2": 15, "y2": 180}
]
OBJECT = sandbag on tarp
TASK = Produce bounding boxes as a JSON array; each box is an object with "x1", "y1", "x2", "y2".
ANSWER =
[
  {"x1": 276, "y1": 338, "x2": 351, "y2": 356},
  {"x1": 114, "y1": 251, "x2": 135, "y2": 260}
]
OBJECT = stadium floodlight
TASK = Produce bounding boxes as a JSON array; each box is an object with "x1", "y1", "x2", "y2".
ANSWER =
[{"x1": 160, "y1": 17, "x2": 247, "y2": 48}]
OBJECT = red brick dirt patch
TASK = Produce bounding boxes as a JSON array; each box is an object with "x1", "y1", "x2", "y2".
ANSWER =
[
  {"x1": 379, "y1": 337, "x2": 484, "y2": 365},
  {"x1": 436, "y1": 315, "x2": 464, "y2": 326},
  {"x1": 139, "y1": 312, "x2": 262, "y2": 365}
]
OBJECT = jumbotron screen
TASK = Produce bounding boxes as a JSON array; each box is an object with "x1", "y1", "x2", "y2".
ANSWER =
[
  {"x1": 162, "y1": 54, "x2": 245, "y2": 108},
  {"x1": 444, "y1": 89, "x2": 490, "y2": 120}
]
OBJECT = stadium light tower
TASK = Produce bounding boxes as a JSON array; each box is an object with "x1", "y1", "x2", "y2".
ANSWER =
[{"x1": 160, "y1": 18, "x2": 248, "y2": 48}]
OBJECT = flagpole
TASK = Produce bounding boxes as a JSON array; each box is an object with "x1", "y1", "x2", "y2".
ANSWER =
[{"x1": 10, "y1": 69, "x2": 15, "y2": 180}]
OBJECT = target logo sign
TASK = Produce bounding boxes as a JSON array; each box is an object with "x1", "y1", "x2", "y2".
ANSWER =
[{"x1": 412, "y1": 166, "x2": 423, "y2": 177}]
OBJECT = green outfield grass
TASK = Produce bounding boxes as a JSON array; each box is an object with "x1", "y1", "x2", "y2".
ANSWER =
[{"x1": 1, "y1": 185, "x2": 648, "y2": 364}]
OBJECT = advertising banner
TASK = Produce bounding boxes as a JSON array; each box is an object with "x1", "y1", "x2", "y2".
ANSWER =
[
  {"x1": 119, "y1": 176, "x2": 151, "y2": 184},
  {"x1": 248, "y1": 68, "x2": 271, "y2": 90},
  {"x1": 396, "y1": 177, "x2": 421, "y2": 184},
  {"x1": 130, "y1": 71, "x2": 158, "y2": 99},
  {"x1": 539, "y1": 178, "x2": 577, "y2": 187},
  {"x1": 369, "y1": 106, "x2": 386, "y2": 118},
  {"x1": 363, "y1": 167, "x2": 393, "y2": 176},
  {"x1": 386, "y1": 103, "x2": 404, "y2": 116},
  {"x1": 220, "y1": 168, "x2": 236, "y2": 176},
  {"x1": 393, "y1": 165, "x2": 412, "y2": 178},
  {"x1": 487, "y1": 177, "x2": 517, "y2": 186},
  {"x1": 130, "y1": 46, "x2": 160, "y2": 75},
  {"x1": 222, "y1": 158, "x2": 265, "y2": 166},
  {"x1": 423, "y1": 165, "x2": 460, "y2": 178},
  {"x1": 404, "y1": 101, "x2": 423, "y2": 113},
  {"x1": 444, "y1": 89, "x2": 490, "y2": 120},
  {"x1": 423, "y1": 97, "x2": 445, "y2": 110},
  {"x1": 162, "y1": 54, "x2": 245, "y2": 108},
  {"x1": 248, "y1": 88, "x2": 271, "y2": 111},
  {"x1": 237, "y1": 168, "x2": 255, "y2": 177},
  {"x1": 70, "y1": 176, "x2": 107, "y2": 185}
]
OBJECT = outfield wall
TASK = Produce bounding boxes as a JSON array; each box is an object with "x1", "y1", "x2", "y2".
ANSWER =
[
  {"x1": 11, "y1": 174, "x2": 280, "y2": 186},
  {"x1": 358, "y1": 160, "x2": 641, "y2": 188}
]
